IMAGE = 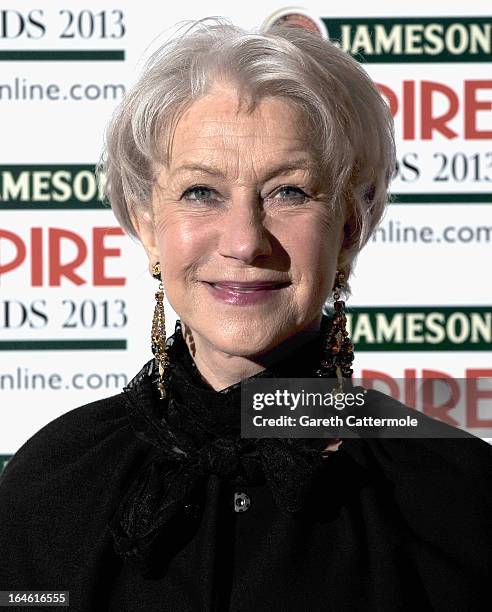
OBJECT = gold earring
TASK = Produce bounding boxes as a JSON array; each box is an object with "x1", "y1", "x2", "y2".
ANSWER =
[
  {"x1": 151, "y1": 261, "x2": 169, "y2": 400},
  {"x1": 317, "y1": 270, "x2": 354, "y2": 391},
  {"x1": 331, "y1": 270, "x2": 354, "y2": 386}
]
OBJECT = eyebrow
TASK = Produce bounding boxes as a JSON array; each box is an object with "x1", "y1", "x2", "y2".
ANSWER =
[{"x1": 171, "y1": 159, "x2": 317, "y2": 182}]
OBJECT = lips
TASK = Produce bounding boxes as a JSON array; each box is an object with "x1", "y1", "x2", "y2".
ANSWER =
[{"x1": 207, "y1": 281, "x2": 290, "y2": 291}]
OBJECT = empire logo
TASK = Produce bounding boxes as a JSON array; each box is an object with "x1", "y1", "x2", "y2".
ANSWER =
[
  {"x1": 353, "y1": 370, "x2": 492, "y2": 432},
  {"x1": 262, "y1": 11, "x2": 492, "y2": 62},
  {"x1": 0, "y1": 227, "x2": 125, "y2": 286}
]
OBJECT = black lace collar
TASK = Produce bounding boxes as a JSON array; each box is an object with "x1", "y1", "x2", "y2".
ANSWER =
[
  {"x1": 156, "y1": 314, "x2": 331, "y2": 438},
  {"x1": 109, "y1": 313, "x2": 342, "y2": 576}
]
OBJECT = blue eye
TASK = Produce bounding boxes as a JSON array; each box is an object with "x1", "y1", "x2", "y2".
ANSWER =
[
  {"x1": 181, "y1": 184, "x2": 310, "y2": 205},
  {"x1": 181, "y1": 185, "x2": 217, "y2": 204},
  {"x1": 272, "y1": 186, "x2": 309, "y2": 202}
]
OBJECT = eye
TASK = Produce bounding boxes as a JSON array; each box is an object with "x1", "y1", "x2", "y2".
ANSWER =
[
  {"x1": 270, "y1": 185, "x2": 310, "y2": 203},
  {"x1": 181, "y1": 185, "x2": 218, "y2": 205}
]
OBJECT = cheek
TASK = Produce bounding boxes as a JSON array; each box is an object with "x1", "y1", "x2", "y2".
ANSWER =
[
  {"x1": 154, "y1": 214, "x2": 210, "y2": 281},
  {"x1": 282, "y1": 215, "x2": 341, "y2": 269},
  {"x1": 282, "y1": 215, "x2": 342, "y2": 303}
]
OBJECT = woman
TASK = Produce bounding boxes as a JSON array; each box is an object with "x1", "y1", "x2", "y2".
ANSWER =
[{"x1": 0, "y1": 18, "x2": 490, "y2": 612}]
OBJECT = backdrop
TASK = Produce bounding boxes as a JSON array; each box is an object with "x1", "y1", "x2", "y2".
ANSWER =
[{"x1": 1, "y1": 1, "x2": 491, "y2": 472}]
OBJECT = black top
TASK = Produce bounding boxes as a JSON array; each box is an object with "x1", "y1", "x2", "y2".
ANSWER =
[{"x1": 0, "y1": 316, "x2": 491, "y2": 611}]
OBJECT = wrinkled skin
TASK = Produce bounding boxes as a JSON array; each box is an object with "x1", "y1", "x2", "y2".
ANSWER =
[{"x1": 135, "y1": 81, "x2": 345, "y2": 392}]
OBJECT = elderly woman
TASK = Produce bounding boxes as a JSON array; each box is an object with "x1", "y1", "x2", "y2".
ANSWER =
[{"x1": 0, "y1": 18, "x2": 491, "y2": 612}]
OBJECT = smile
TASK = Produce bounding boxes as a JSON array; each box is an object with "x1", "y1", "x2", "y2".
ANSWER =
[
  {"x1": 208, "y1": 282, "x2": 290, "y2": 292},
  {"x1": 202, "y1": 281, "x2": 291, "y2": 306}
]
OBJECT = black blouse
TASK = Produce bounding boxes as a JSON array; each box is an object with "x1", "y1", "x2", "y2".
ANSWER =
[{"x1": 0, "y1": 316, "x2": 491, "y2": 611}]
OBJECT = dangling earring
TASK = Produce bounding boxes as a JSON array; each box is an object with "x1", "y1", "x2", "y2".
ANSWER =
[
  {"x1": 316, "y1": 270, "x2": 354, "y2": 391},
  {"x1": 151, "y1": 261, "x2": 169, "y2": 400}
]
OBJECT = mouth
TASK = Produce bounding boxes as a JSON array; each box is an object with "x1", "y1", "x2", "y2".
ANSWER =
[{"x1": 204, "y1": 281, "x2": 291, "y2": 292}]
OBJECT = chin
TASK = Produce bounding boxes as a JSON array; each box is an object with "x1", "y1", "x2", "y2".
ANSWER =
[{"x1": 205, "y1": 314, "x2": 292, "y2": 357}]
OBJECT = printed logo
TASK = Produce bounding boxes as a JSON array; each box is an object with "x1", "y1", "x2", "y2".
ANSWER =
[
  {"x1": 263, "y1": 11, "x2": 492, "y2": 62},
  {"x1": 262, "y1": 7, "x2": 327, "y2": 38},
  {"x1": 0, "y1": 165, "x2": 106, "y2": 209},
  {"x1": 342, "y1": 306, "x2": 492, "y2": 350}
]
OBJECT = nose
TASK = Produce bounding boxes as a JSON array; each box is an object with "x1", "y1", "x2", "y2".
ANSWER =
[{"x1": 217, "y1": 194, "x2": 273, "y2": 264}]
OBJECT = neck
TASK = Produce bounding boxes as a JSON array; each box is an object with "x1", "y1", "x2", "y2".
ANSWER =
[{"x1": 181, "y1": 314, "x2": 323, "y2": 392}]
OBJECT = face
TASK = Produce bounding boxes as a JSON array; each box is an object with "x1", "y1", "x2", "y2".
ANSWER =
[{"x1": 138, "y1": 81, "x2": 345, "y2": 360}]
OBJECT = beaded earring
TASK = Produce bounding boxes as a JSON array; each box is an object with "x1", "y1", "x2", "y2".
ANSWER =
[
  {"x1": 151, "y1": 261, "x2": 169, "y2": 399},
  {"x1": 316, "y1": 270, "x2": 354, "y2": 391}
]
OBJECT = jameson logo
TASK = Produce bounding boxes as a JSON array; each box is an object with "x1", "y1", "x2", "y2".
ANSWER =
[
  {"x1": 322, "y1": 17, "x2": 492, "y2": 62},
  {"x1": 345, "y1": 306, "x2": 492, "y2": 350},
  {"x1": 0, "y1": 165, "x2": 106, "y2": 209}
]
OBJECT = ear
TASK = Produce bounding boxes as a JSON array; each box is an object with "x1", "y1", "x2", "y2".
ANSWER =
[
  {"x1": 131, "y1": 207, "x2": 160, "y2": 270},
  {"x1": 333, "y1": 216, "x2": 351, "y2": 280}
]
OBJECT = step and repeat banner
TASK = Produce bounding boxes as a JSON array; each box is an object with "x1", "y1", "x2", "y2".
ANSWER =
[{"x1": 1, "y1": 1, "x2": 491, "y2": 470}]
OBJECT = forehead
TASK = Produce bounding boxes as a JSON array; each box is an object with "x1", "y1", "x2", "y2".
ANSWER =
[{"x1": 168, "y1": 86, "x2": 314, "y2": 164}]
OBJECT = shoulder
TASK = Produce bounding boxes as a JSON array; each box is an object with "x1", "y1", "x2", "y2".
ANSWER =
[
  {"x1": 0, "y1": 390, "x2": 154, "y2": 587},
  {"x1": 340, "y1": 389, "x2": 492, "y2": 576},
  {"x1": 0, "y1": 392, "x2": 146, "y2": 503},
  {"x1": 346, "y1": 387, "x2": 492, "y2": 480}
]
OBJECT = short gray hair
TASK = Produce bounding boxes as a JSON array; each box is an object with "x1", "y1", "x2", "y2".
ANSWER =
[{"x1": 98, "y1": 16, "x2": 396, "y2": 292}]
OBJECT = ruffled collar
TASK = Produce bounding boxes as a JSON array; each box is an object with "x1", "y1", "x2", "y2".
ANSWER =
[
  {"x1": 108, "y1": 313, "x2": 342, "y2": 576},
  {"x1": 159, "y1": 314, "x2": 334, "y2": 447}
]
